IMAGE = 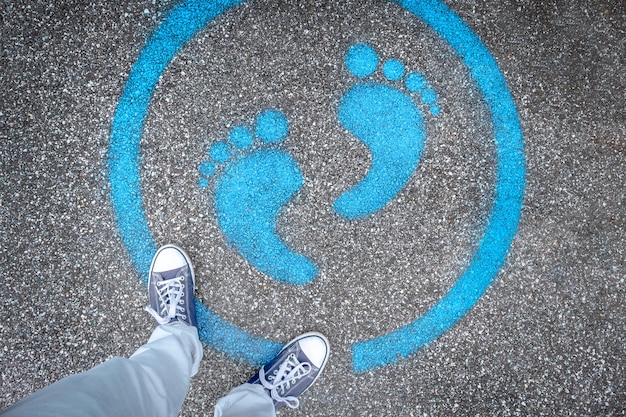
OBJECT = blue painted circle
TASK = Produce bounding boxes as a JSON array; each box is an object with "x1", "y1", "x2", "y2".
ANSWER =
[{"x1": 109, "y1": 0, "x2": 524, "y2": 372}]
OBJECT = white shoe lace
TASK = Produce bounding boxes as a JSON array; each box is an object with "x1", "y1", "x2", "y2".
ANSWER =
[
  {"x1": 259, "y1": 353, "x2": 312, "y2": 409},
  {"x1": 145, "y1": 276, "x2": 187, "y2": 325}
]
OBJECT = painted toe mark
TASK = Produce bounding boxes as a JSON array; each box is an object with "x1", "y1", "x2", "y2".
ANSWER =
[
  {"x1": 383, "y1": 59, "x2": 405, "y2": 81},
  {"x1": 345, "y1": 43, "x2": 378, "y2": 79},
  {"x1": 255, "y1": 109, "x2": 289, "y2": 143},
  {"x1": 335, "y1": 43, "x2": 439, "y2": 219},
  {"x1": 229, "y1": 126, "x2": 253, "y2": 150}
]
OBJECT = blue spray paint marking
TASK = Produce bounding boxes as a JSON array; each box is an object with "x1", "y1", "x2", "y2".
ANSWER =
[
  {"x1": 406, "y1": 72, "x2": 427, "y2": 91},
  {"x1": 345, "y1": 43, "x2": 378, "y2": 78},
  {"x1": 351, "y1": 0, "x2": 525, "y2": 372},
  {"x1": 216, "y1": 150, "x2": 317, "y2": 284},
  {"x1": 229, "y1": 126, "x2": 254, "y2": 150},
  {"x1": 383, "y1": 59, "x2": 406, "y2": 81},
  {"x1": 209, "y1": 141, "x2": 231, "y2": 163},
  {"x1": 108, "y1": 0, "x2": 524, "y2": 372},
  {"x1": 335, "y1": 44, "x2": 435, "y2": 219},
  {"x1": 254, "y1": 109, "x2": 289, "y2": 143},
  {"x1": 200, "y1": 110, "x2": 319, "y2": 285}
]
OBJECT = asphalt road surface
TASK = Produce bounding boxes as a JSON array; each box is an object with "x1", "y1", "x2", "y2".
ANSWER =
[{"x1": 1, "y1": 0, "x2": 624, "y2": 415}]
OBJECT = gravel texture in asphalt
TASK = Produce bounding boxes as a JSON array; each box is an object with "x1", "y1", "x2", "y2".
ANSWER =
[{"x1": 1, "y1": 1, "x2": 624, "y2": 415}]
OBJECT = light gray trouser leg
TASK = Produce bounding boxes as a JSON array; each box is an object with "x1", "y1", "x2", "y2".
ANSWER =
[
  {"x1": 1, "y1": 324, "x2": 203, "y2": 417},
  {"x1": 213, "y1": 383, "x2": 276, "y2": 417}
]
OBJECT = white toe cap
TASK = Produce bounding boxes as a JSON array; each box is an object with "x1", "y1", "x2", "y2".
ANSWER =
[
  {"x1": 299, "y1": 334, "x2": 329, "y2": 368},
  {"x1": 152, "y1": 245, "x2": 189, "y2": 273}
]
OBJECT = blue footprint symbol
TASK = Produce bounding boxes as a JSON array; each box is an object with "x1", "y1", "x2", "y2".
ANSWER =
[
  {"x1": 198, "y1": 110, "x2": 319, "y2": 285},
  {"x1": 335, "y1": 42, "x2": 440, "y2": 220}
]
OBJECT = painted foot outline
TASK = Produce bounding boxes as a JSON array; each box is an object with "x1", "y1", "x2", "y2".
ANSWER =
[
  {"x1": 198, "y1": 109, "x2": 318, "y2": 285},
  {"x1": 335, "y1": 42, "x2": 440, "y2": 219}
]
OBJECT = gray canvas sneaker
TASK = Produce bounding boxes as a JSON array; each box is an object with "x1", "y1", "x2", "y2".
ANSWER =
[
  {"x1": 144, "y1": 245, "x2": 197, "y2": 327},
  {"x1": 248, "y1": 332, "x2": 330, "y2": 410}
]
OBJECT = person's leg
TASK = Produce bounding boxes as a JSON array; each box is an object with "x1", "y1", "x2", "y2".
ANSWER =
[
  {"x1": 214, "y1": 333, "x2": 329, "y2": 417},
  {"x1": 1, "y1": 245, "x2": 202, "y2": 417},
  {"x1": 1, "y1": 324, "x2": 202, "y2": 417},
  {"x1": 127, "y1": 322, "x2": 203, "y2": 415},
  {"x1": 214, "y1": 383, "x2": 277, "y2": 417}
]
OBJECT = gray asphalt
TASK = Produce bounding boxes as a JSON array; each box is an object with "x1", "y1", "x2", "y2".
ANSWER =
[{"x1": 1, "y1": 0, "x2": 625, "y2": 416}]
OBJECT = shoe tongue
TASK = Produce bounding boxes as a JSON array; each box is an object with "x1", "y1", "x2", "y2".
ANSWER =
[{"x1": 284, "y1": 358, "x2": 298, "y2": 374}]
